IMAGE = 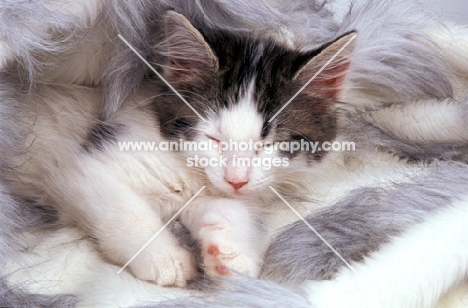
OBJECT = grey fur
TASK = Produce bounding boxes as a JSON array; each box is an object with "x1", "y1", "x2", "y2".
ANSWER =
[
  {"x1": 0, "y1": 168, "x2": 76, "y2": 308},
  {"x1": 144, "y1": 276, "x2": 310, "y2": 308},
  {"x1": 0, "y1": 0, "x2": 75, "y2": 87},
  {"x1": 0, "y1": 186, "x2": 22, "y2": 264},
  {"x1": 0, "y1": 72, "x2": 77, "y2": 308},
  {"x1": 337, "y1": 0, "x2": 454, "y2": 103},
  {"x1": 340, "y1": 96, "x2": 468, "y2": 162},
  {"x1": 0, "y1": 72, "x2": 29, "y2": 173},
  {"x1": 98, "y1": 0, "x2": 250, "y2": 119},
  {"x1": 99, "y1": 0, "x2": 338, "y2": 119},
  {"x1": 0, "y1": 185, "x2": 60, "y2": 265},
  {"x1": 261, "y1": 161, "x2": 468, "y2": 285},
  {"x1": 0, "y1": 0, "x2": 456, "y2": 114},
  {"x1": 140, "y1": 162, "x2": 468, "y2": 306},
  {"x1": 0, "y1": 278, "x2": 77, "y2": 308},
  {"x1": 0, "y1": 72, "x2": 30, "y2": 261},
  {"x1": 98, "y1": 0, "x2": 455, "y2": 119},
  {"x1": 1, "y1": 0, "x2": 454, "y2": 115},
  {"x1": 0, "y1": 0, "x2": 466, "y2": 307}
]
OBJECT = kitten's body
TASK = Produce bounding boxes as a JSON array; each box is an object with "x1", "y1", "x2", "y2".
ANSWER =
[
  {"x1": 8, "y1": 82, "x2": 257, "y2": 285},
  {"x1": 4, "y1": 9, "x2": 358, "y2": 285}
]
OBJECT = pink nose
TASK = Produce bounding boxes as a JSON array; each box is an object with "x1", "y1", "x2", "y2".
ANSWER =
[{"x1": 227, "y1": 181, "x2": 248, "y2": 190}]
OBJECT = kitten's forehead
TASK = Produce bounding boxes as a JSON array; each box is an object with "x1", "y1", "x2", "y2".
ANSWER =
[{"x1": 218, "y1": 80, "x2": 263, "y2": 141}]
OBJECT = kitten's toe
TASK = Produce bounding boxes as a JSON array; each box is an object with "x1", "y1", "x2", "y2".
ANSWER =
[
  {"x1": 203, "y1": 243, "x2": 261, "y2": 277},
  {"x1": 130, "y1": 245, "x2": 197, "y2": 287}
]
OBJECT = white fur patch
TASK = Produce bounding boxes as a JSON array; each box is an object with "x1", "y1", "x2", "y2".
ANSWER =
[
  {"x1": 365, "y1": 98, "x2": 468, "y2": 144},
  {"x1": 5, "y1": 227, "x2": 193, "y2": 307},
  {"x1": 425, "y1": 24, "x2": 468, "y2": 99},
  {"x1": 219, "y1": 82, "x2": 263, "y2": 142},
  {"x1": 44, "y1": 0, "x2": 104, "y2": 26},
  {"x1": 199, "y1": 81, "x2": 278, "y2": 195}
]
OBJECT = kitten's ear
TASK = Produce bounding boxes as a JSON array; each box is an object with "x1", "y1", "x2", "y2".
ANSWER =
[
  {"x1": 163, "y1": 11, "x2": 218, "y2": 81},
  {"x1": 293, "y1": 32, "x2": 356, "y2": 99}
]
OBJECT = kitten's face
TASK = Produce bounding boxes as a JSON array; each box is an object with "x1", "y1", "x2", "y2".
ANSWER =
[{"x1": 154, "y1": 12, "x2": 355, "y2": 197}]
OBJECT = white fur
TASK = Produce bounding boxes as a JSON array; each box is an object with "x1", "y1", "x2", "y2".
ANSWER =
[
  {"x1": 198, "y1": 81, "x2": 278, "y2": 196},
  {"x1": 0, "y1": 42, "x2": 14, "y2": 69},
  {"x1": 7, "y1": 82, "x2": 268, "y2": 285},
  {"x1": 265, "y1": 149, "x2": 426, "y2": 233},
  {"x1": 357, "y1": 24, "x2": 468, "y2": 147},
  {"x1": 41, "y1": 0, "x2": 110, "y2": 86},
  {"x1": 8, "y1": 84, "x2": 203, "y2": 286},
  {"x1": 304, "y1": 194, "x2": 468, "y2": 308},
  {"x1": 365, "y1": 98, "x2": 468, "y2": 144},
  {"x1": 7, "y1": 79, "x2": 427, "y2": 291},
  {"x1": 181, "y1": 197, "x2": 265, "y2": 276},
  {"x1": 44, "y1": 0, "x2": 104, "y2": 26},
  {"x1": 41, "y1": 26, "x2": 111, "y2": 86},
  {"x1": 0, "y1": 0, "x2": 107, "y2": 82},
  {"x1": 424, "y1": 24, "x2": 468, "y2": 99},
  {"x1": 436, "y1": 281, "x2": 468, "y2": 308},
  {"x1": 5, "y1": 227, "x2": 194, "y2": 307}
]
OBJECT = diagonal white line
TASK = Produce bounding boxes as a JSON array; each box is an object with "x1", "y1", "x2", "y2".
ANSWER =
[
  {"x1": 269, "y1": 186, "x2": 357, "y2": 273},
  {"x1": 117, "y1": 186, "x2": 206, "y2": 274},
  {"x1": 268, "y1": 34, "x2": 356, "y2": 123},
  {"x1": 117, "y1": 34, "x2": 207, "y2": 122}
]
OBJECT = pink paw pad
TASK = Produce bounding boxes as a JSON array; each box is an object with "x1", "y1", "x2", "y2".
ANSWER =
[
  {"x1": 215, "y1": 265, "x2": 229, "y2": 275},
  {"x1": 207, "y1": 245, "x2": 219, "y2": 256}
]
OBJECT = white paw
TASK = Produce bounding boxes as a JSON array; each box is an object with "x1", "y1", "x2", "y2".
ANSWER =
[
  {"x1": 129, "y1": 245, "x2": 197, "y2": 287},
  {"x1": 202, "y1": 242, "x2": 261, "y2": 277}
]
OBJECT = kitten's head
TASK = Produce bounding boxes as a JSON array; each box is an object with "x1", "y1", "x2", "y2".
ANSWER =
[{"x1": 154, "y1": 11, "x2": 355, "y2": 197}]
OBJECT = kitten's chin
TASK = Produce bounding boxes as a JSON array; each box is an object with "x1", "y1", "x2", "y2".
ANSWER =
[
  {"x1": 212, "y1": 185, "x2": 244, "y2": 197},
  {"x1": 213, "y1": 184, "x2": 267, "y2": 198}
]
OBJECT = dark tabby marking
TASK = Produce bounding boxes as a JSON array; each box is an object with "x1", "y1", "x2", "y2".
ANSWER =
[
  {"x1": 152, "y1": 12, "x2": 355, "y2": 163},
  {"x1": 82, "y1": 122, "x2": 122, "y2": 152}
]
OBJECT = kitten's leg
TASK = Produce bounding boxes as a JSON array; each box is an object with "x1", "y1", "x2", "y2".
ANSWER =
[
  {"x1": 181, "y1": 197, "x2": 264, "y2": 277},
  {"x1": 50, "y1": 158, "x2": 197, "y2": 287}
]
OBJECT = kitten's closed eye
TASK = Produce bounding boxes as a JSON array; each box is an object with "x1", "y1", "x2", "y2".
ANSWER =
[{"x1": 206, "y1": 135, "x2": 220, "y2": 143}]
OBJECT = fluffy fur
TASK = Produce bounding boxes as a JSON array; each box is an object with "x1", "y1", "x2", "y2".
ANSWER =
[
  {"x1": 99, "y1": 0, "x2": 340, "y2": 119},
  {"x1": 0, "y1": 186, "x2": 21, "y2": 265},
  {"x1": 4, "y1": 0, "x2": 452, "y2": 116},
  {"x1": 336, "y1": 0, "x2": 454, "y2": 106},
  {"x1": 0, "y1": 1, "x2": 74, "y2": 77},
  {"x1": 2, "y1": 6, "x2": 362, "y2": 286},
  {"x1": 305, "y1": 193, "x2": 468, "y2": 308},
  {"x1": 98, "y1": 0, "x2": 456, "y2": 117},
  {"x1": 363, "y1": 97, "x2": 468, "y2": 144},
  {"x1": 1, "y1": 0, "x2": 468, "y2": 307},
  {"x1": 0, "y1": 73, "x2": 77, "y2": 306},
  {"x1": 142, "y1": 162, "x2": 468, "y2": 307},
  {"x1": 150, "y1": 276, "x2": 311, "y2": 308},
  {"x1": 0, "y1": 277, "x2": 77, "y2": 308},
  {"x1": 262, "y1": 161, "x2": 468, "y2": 285},
  {"x1": 337, "y1": 99, "x2": 468, "y2": 163}
]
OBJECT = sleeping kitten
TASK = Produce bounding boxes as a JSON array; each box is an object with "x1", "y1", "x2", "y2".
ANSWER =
[{"x1": 7, "y1": 12, "x2": 355, "y2": 286}]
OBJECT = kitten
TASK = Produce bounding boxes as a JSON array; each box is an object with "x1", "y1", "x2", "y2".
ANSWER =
[{"x1": 6, "y1": 11, "x2": 355, "y2": 286}]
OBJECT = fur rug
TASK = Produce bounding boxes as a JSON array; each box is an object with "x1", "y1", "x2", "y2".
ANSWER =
[{"x1": 1, "y1": 0, "x2": 468, "y2": 307}]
